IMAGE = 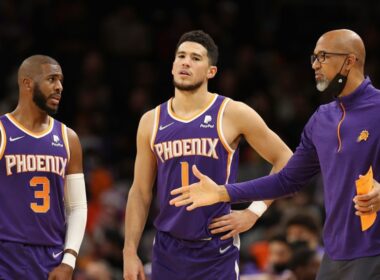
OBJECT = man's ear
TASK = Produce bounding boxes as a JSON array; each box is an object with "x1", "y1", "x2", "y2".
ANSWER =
[
  {"x1": 345, "y1": 54, "x2": 357, "y2": 70},
  {"x1": 23, "y1": 78, "x2": 33, "y2": 91},
  {"x1": 207, "y1": 66, "x2": 217, "y2": 79}
]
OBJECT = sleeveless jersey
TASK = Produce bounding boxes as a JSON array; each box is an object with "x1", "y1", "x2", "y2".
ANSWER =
[
  {"x1": 151, "y1": 94, "x2": 239, "y2": 240},
  {"x1": 0, "y1": 114, "x2": 69, "y2": 246}
]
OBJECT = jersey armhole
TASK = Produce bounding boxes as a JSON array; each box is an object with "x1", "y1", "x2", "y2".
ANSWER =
[
  {"x1": 150, "y1": 105, "x2": 161, "y2": 151},
  {"x1": 0, "y1": 121, "x2": 6, "y2": 160},
  {"x1": 61, "y1": 124, "x2": 71, "y2": 162},
  {"x1": 217, "y1": 98, "x2": 234, "y2": 153}
]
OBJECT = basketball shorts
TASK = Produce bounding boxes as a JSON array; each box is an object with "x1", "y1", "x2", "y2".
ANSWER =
[
  {"x1": 152, "y1": 231, "x2": 240, "y2": 280},
  {"x1": 0, "y1": 240, "x2": 63, "y2": 280}
]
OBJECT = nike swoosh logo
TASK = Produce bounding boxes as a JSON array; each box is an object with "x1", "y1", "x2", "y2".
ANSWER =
[
  {"x1": 159, "y1": 122, "x2": 174, "y2": 131},
  {"x1": 52, "y1": 250, "x2": 64, "y2": 258},
  {"x1": 9, "y1": 136, "x2": 25, "y2": 142},
  {"x1": 219, "y1": 245, "x2": 232, "y2": 254}
]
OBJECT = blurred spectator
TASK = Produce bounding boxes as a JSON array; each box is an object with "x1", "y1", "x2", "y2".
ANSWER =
[
  {"x1": 285, "y1": 213, "x2": 324, "y2": 260},
  {"x1": 289, "y1": 247, "x2": 320, "y2": 280}
]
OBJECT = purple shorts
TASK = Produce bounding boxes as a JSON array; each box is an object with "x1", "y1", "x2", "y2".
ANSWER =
[
  {"x1": 0, "y1": 240, "x2": 63, "y2": 280},
  {"x1": 152, "y1": 231, "x2": 240, "y2": 280}
]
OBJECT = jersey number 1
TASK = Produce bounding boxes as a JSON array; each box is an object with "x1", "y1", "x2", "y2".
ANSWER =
[{"x1": 180, "y1": 162, "x2": 189, "y2": 186}]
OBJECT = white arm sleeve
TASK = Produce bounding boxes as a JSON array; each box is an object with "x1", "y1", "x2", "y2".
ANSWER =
[{"x1": 62, "y1": 173, "x2": 87, "y2": 268}]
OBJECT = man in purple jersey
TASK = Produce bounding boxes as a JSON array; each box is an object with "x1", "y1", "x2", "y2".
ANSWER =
[
  {"x1": 171, "y1": 29, "x2": 380, "y2": 279},
  {"x1": 123, "y1": 30, "x2": 292, "y2": 280},
  {"x1": 0, "y1": 55, "x2": 87, "y2": 279}
]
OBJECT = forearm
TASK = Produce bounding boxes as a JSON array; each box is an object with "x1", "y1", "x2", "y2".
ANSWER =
[
  {"x1": 226, "y1": 172, "x2": 298, "y2": 203},
  {"x1": 228, "y1": 142, "x2": 320, "y2": 203},
  {"x1": 124, "y1": 187, "x2": 152, "y2": 254},
  {"x1": 63, "y1": 174, "x2": 87, "y2": 268}
]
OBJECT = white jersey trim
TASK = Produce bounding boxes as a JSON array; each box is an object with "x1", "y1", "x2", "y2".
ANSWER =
[
  {"x1": 0, "y1": 120, "x2": 6, "y2": 160},
  {"x1": 6, "y1": 113, "x2": 54, "y2": 138},
  {"x1": 62, "y1": 124, "x2": 70, "y2": 162},
  {"x1": 217, "y1": 98, "x2": 235, "y2": 153},
  {"x1": 150, "y1": 106, "x2": 160, "y2": 151}
]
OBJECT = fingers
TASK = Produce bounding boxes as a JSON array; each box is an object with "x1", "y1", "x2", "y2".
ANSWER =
[
  {"x1": 169, "y1": 192, "x2": 197, "y2": 209},
  {"x1": 354, "y1": 205, "x2": 371, "y2": 214},
  {"x1": 209, "y1": 221, "x2": 224, "y2": 230},
  {"x1": 171, "y1": 186, "x2": 191, "y2": 196},
  {"x1": 209, "y1": 218, "x2": 231, "y2": 229},
  {"x1": 354, "y1": 201, "x2": 377, "y2": 215},
  {"x1": 176, "y1": 198, "x2": 194, "y2": 207},
  {"x1": 210, "y1": 215, "x2": 229, "y2": 224},
  {"x1": 355, "y1": 193, "x2": 374, "y2": 201},
  {"x1": 220, "y1": 230, "x2": 237, "y2": 240},
  {"x1": 209, "y1": 218, "x2": 232, "y2": 230},
  {"x1": 125, "y1": 273, "x2": 142, "y2": 280},
  {"x1": 139, "y1": 270, "x2": 147, "y2": 280},
  {"x1": 124, "y1": 269, "x2": 145, "y2": 280},
  {"x1": 186, "y1": 203, "x2": 198, "y2": 211},
  {"x1": 355, "y1": 209, "x2": 373, "y2": 216},
  {"x1": 169, "y1": 194, "x2": 193, "y2": 207},
  {"x1": 192, "y1": 164, "x2": 204, "y2": 180},
  {"x1": 353, "y1": 198, "x2": 371, "y2": 207},
  {"x1": 355, "y1": 180, "x2": 380, "y2": 201},
  {"x1": 210, "y1": 224, "x2": 233, "y2": 234}
]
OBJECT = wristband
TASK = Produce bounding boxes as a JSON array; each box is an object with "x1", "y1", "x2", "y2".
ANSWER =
[
  {"x1": 62, "y1": 253, "x2": 76, "y2": 269},
  {"x1": 248, "y1": 201, "x2": 268, "y2": 217}
]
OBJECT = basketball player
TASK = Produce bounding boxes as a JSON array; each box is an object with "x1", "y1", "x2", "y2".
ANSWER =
[
  {"x1": 123, "y1": 30, "x2": 292, "y2": 280},
  {"x1": 170, "y1": 29, "x2": 380, "y2": 279},
  {"x1": 0, "y1": 55, "x2": 87, "y2": 279}
]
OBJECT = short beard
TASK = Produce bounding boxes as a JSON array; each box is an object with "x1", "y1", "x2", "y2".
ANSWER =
[
  {"x1": 173, "y1": 79, "x2": 203, "y2": 92},
  {"x1": 33, "y1": 85, "x2": 58, "y2": 115},
  {"x1": 316, "y1": 77, "x2": 330, "y2": 92}
]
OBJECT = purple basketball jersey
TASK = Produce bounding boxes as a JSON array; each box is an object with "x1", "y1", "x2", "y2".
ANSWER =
[
  {"x1": 152, "y1": 95, "x2": 239, "y2": 240},
  {"x1": 0, "y1": 114, "x2": 69, "y2": 246}
]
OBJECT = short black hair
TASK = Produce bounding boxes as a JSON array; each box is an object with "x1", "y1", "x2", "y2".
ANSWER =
[
  {"x1": 269, "y1": 234, "x2": 288, "y2": 244},
  {"x1": 175, "y1": 30, "x2": 219, "y2": 66},
  {"x1": 18, "y1": 54, "x2": 61, "y2": 82}
]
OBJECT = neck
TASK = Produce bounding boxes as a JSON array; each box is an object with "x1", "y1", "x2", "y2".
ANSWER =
[
  {"x1": 172, "y1": 88, "x2": 214, "y2": 118},
  {"x1": 11, "y1": 102, "x2": 50, "y2": 131},
  {"x1": 338, "y1": 74, "x2": 365, "y2": 97}
]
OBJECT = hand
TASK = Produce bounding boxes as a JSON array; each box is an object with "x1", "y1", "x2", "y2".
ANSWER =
[
  {"x1": 123, "y1": 251, "x2": 146, "y2": 280},
  {"x1": 48, "y1": 263, "x2": 73, "y2": 280},
  {"x1": 169, "y1": 165, "x2": 228, "y2": 211},
  {"x1": 209, "y1": 209, "x2": 259, "y2": 240},
  {"x1": 353, "y1": 179, "x2": 380, "y2": 215}
]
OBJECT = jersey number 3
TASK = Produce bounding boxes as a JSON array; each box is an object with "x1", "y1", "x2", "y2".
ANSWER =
[{"x1": 30, "y1": 176, "x2": 50, "y2": 213}]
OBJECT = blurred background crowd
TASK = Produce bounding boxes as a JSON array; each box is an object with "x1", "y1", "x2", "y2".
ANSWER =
[{"x1": 1, "y1": 0, "x2": 380, "y2": 279}]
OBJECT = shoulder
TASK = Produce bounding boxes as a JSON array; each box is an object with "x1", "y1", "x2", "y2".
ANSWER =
[
  {"x1": 140, "y1": 108, "x2": 156, "y2": 127},
  {"x1": 137, "y1": 108, "x2": 157, "y2": 139},
  {"x1": 223, "y1": 98, "x2": 263, "y2": 124},
  {"x1": 64, "y1": 126, "x2": 82, "y2": 155},
  {"x1": 66, "y1": 127, "x2": 80, "y2": 141},
  {"x1": 302, "y1": 106, "x2": 325, "y2": 135},
  {"x1": 223, "y1": 98, "x2": 252, "y2": 116},
  {"x1": 318, "y1": 101, "x2": 335, "y2": 112}
]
